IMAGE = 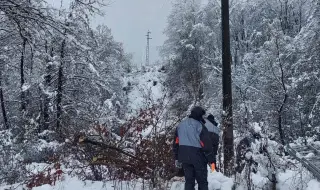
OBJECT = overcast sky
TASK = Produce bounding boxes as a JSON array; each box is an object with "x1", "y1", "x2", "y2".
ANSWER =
[
  {"x1": 93, "y1": 0, "x2": 172, "y2": 66},
  {"x1": 47, "y1": 0, "x2": 172, "y2": 66}
]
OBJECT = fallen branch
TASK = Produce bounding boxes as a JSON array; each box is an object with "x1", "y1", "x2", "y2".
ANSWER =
[{"x1": 78, "y1": 136, "x2": 153, "y2": 171}]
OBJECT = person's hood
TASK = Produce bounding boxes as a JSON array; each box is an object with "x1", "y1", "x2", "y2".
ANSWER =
[{"x1": 189, "y1": 106, "x2": 206, "y2": 124}]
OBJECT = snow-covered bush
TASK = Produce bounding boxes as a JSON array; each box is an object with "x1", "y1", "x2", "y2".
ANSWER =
[
  {"x1": 0, "y1": 130, "x2": 24, "y2": 184},
  {"x1": 234, "y1": 122, "x2": 319, "y2": 190}
]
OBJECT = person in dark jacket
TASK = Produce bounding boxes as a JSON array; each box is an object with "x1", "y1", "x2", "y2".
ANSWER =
[
  {"x1": 173, "y1": 107, "x2": 215, "y2": 190},
  {"x1": 204, "y1": 114, "x2": 220, "y2": 162}
]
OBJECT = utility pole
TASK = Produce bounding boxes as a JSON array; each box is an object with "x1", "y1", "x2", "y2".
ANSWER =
[
  {"x1": 146, "y1": 30, "x2": 152, "y2": 66},
  {"x1": 221, "y1": 0, "x2": 234, "y2": 176}
]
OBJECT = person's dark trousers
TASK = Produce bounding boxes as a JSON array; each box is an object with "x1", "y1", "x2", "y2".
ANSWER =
[{"x1": 182, "y1": 163, "x2": 208, "y2": 190}]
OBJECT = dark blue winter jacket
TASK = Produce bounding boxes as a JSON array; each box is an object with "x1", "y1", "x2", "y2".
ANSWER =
[
  {"x1": 204, "y1": 118, "x2": 220, "y2": 160},
  {"x1": 173, "y1": 117, "x2": 215, "y2": 165}
]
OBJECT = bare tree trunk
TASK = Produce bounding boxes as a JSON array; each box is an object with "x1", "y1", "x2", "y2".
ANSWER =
[
  {"x1": 0, "y1": 60, "x2": 9, "y2": 129},
  {"x1": 30, "y1": 46, "x2": 34, "y2": 75},
  {"x1": 298, "y1": 107, "x2": 307, "y2": 145},
  {"x1": 56, "y1": 37, "x2": 65, "y2": 134},
  {"x1": 0, "y1": 87, "x2": 8, "y2": 130},
  {"x1": 42, "y1": 41, "x2": 53, "y2": 131},
  {"x1": 299, "y1": 1, "x2": 303, "y2": 32},
  {"x1": 278, "y1": 95, "x2": 287, "y2": 145},
  {"x1": 20, "y1": 37, "x2": 27, "y2": 114},
  {"x1": 275, "y1": 39, "x2": 287, "y2": 145},
  {"x1": 221, "y1": 0, "x2": 234, "y2": 176}
]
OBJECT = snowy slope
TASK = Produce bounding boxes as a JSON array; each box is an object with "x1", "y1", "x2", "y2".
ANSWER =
[
  {"x1": 0, "y1": 65, "x2": 235, "y2": 190},
  {"x1": 2, "y1": 65, "x2": 320, "y2": 190},
  {"x1": 2, "y1": 169, "x2": 320, "y2": 190},
  {"x1": 124, "y1": 66, "x2": 166, "y2": 115},
  {"x1": 0, "y1": 161, "x2": 233, "y2": 190},
  {"x1": 0, "y1": 168, "x2": 233, "y2": 190},
  {"x1": 0, "y1": 171, "x2": 233, "y2": 190}
]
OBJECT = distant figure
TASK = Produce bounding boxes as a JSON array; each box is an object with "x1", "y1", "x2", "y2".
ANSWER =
[
  {"x1": 173, "y1": 107, "x2": 215, "y2": 190},
  {"x1": 204, "y1": 114, "x2": 220, "y2": 161}
]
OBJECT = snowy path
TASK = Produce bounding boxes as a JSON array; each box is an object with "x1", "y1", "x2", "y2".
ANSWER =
[
  {"x1": 170, "y1": 171, "x2": 233, "y2": 190},
  {"x1": 0, "y1": 171, "x2": 233, "y2": 190}
]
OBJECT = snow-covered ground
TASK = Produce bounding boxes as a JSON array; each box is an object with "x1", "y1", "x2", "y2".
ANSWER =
[
  {"x1": 125, "y1": 66, "x2": 165, "y2": 114},
  {"x1": 246, "y1": 168, "x2": 320, "y2": 190},
  {"x1": 0, "y1": 168, "x2": 233, "y2": 190},
  {"x1": 2, "y1": 169, "x2": 319, "y2": 190},
  {"x1": 3, "y1": 166, "x2": 319, "y2": 190}
]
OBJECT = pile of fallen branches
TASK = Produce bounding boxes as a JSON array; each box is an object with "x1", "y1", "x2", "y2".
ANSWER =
[{"x1": 69, "y1": 105, "x2": 180, "y2": 184}]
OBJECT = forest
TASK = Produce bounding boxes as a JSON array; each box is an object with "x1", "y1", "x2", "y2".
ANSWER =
[{"x1": 0, "y1": 0, "x2": 320, "y2": 189}]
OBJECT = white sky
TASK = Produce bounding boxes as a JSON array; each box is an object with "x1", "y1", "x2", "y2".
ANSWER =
[
  {"x1": 93, "y1": 0, "x2": 172, "y2": 66},
  {"x1": 47, "y1": 0, "x2": 172, "y2": 66}
]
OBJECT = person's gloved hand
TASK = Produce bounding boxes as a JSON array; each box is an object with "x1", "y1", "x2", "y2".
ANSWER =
[
  {"x1": 210, "y1": 163, "x2": 216, "y2": 172},
  {"x1": 207, "y1": 114, "x2": 218, "y2": 126},
  {"x1": 175, "y1": 160, "x2": 182, "y2": 169}
]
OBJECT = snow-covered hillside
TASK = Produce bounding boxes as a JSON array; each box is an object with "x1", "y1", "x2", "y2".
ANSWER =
[
  {"x1": 2, "y1": 66, "x2": 320, "y2": 190},
  {"x1": 124, "y1": 66, "x2": 166, "y2": 114},
  {"x1": 0, "y1": 65, "x2": 234, "y2": 190}
]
